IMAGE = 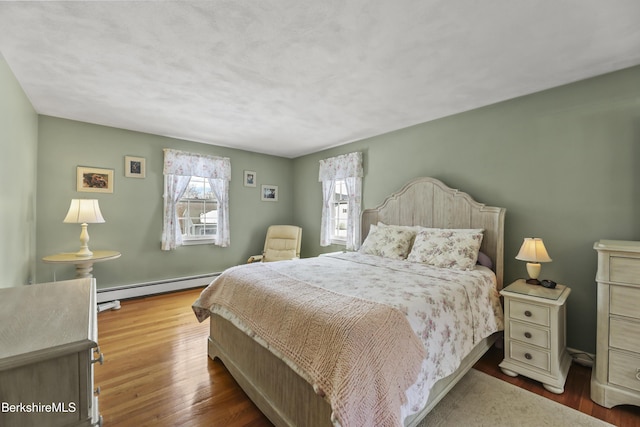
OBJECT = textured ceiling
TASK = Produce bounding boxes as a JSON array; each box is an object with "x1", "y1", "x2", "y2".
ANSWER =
[{"x1": 1, "y1": 1, "x2": 639, "y2": 158}]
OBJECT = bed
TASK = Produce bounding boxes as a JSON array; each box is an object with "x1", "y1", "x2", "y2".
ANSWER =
[{"x1": 193, "y1": 177, "x2": 506, "y2": 427}]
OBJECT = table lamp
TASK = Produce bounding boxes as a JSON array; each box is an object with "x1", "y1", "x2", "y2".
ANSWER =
[
  {"x1": 515, "y1": 237, "x2": 552, "y2": 285},
  {"x1": 63, "y1": 199, "x2": 105, "y2": 258}
]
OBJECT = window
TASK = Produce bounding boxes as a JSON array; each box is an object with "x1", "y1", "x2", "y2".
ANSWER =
[
  {"x1": 177, "y1": 176, "x2": 218, "y2": 244},
  {"x1": 319, "y1": 152, "x2": 363, "y2": 250},
  {"x1": 331, "y1": 179, "x2": 349, "y2": 243},
  {"x1": 162, "y1": 149, "x2": 230, "y2": 250}
]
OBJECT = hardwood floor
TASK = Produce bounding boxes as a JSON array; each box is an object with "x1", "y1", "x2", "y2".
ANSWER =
[{"x1": 95, "y1": 287, "x2": 640, "y2": 426}]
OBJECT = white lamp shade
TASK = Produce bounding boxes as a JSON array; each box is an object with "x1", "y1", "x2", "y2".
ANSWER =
[
  {"x1": 63, "y1": 199, "x2": 105, "y2": 224},
  {"x1": 515, "y1": 238, "x2": 552, "y2": 263}
]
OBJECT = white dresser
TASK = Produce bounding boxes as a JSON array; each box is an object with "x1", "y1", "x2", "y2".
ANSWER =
[
  {"x1": 499, "y1": 279, "x2": 572, "y2": 393},
  {"x1": 0, "y1": 279, "x2": 103, "y2": 427},
  {"x1": 592, "y1": 240, "x2": 640, "y2": 408}
]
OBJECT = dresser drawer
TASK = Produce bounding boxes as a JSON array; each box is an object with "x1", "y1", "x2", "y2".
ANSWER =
[
  {"x1": 509, "y1": 320, "x2": 550, "y2": 349},
  {"x1": 510, "y1": 301, "x2": 550, "y2": 327},
  {"x1": 610, "y1": 285, "x2": 640, "y2": 320},
  {"x1": 509, "y1": 341, "x2": 550, "y2": 371},
  {"x1": 610, "y1": 317, "x2": 640, "y2": 353},
  {"x1": 609, "y1": 350, "x2": 640, "y2": 393},
  {"x1": 610, "y1": 256, "x2": 640, "y2": 285}
]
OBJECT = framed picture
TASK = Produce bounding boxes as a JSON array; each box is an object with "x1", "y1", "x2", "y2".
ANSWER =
[
  {"x1": 125, "y1": 156, "x2": 146, "y2": 178},
  {"x1": 243, "y1": 170, "x2": 256, "y2": 187},
  {"x1": 77, "y1": 166, "x2": 114, "y2": 193},
  {"x1": 261, "y1": 184, "x2": 278, "y2": 202}
]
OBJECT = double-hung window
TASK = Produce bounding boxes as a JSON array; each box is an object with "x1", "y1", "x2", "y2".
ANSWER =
[
  {"x1": 162, "y1": 149, "x2": 231, "y2": 250},
  {"x1": 319, "y1": 152, "x2": 363, "y2": 250},
  {"x1": 177, "y1": 176, "x2": 218, "y2": 244}
]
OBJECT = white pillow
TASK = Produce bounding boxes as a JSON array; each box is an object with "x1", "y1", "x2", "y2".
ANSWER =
[
  {"x1": 359, "y1": 224, "x2": 415, "y2": 260},
  {"x1": 407, "y1": 229, "x2": 484, "y2": 270}
]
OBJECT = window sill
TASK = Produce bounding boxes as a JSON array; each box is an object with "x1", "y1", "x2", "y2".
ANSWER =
[
  {"x1": 330, "y1": 238, "x2": 346, "y2": 246},
  {"x1": 182, "y1": 238, "x2": 216, "y2": 246}
]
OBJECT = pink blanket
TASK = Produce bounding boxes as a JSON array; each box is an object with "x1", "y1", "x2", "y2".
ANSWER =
[{"x1": 193, "y1": 263, "x2": 426, "y2": 427}]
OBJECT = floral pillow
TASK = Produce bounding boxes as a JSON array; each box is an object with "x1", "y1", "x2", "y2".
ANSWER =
[
  {"x1": 359, "y1": 224, "x2": 415, "y2": 260},
  {"x1": 407, "y1": 229, "x2": 484, "y2": 270}
]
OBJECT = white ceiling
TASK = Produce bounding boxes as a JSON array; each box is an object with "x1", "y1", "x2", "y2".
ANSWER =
[{"x1": 1, "y1": 1, "x2": 639, "y2": 158}]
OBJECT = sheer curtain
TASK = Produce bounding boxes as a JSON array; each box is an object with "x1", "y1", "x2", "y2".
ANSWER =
[
  {"x1": 318, "y1": 152, "x2": 363, "y2": 250},
  {"x1": 162, "y1": 149, "x2": 231, "y2": 250}
]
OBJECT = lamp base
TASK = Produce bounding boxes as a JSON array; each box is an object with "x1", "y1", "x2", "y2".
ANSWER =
[
  {"x1": 75, "y1": 223, "x2": 93, "y2": 258},
  {"x1": 525, "y1": 278, "x2": 541, "y2": 285},
  {"x1": 74, "y1": 246, "x2": 93, "y2": 258}
]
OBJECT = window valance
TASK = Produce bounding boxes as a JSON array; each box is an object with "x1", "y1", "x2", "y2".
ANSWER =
[
  {"x1": 318, "y1": 152, "x2": 363, "y2": 182},
  {"x1": 163, "y1": 148, "x2": 231, "y2": 180}
]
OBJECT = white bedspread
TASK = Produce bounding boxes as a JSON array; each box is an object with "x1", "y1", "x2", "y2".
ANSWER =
[{"x1": 195, "y1": 252, "x2": 504, "y2": 425}]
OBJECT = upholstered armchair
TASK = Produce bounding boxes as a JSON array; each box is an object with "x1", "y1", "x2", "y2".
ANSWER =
[{"x1": 247, "y1": 225, "x2": 302, "y2": 263}]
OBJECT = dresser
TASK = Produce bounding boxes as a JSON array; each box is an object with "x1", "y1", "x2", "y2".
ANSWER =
[
  {"x1": 592, "y1": 240, "x2": 640, "y2": 408},
  {"x1": 499, "y1": 279, "x2": 572, "y2": 393},
  {"x1": 0, "y1": 279, "x2": 103, "y2": 427}
]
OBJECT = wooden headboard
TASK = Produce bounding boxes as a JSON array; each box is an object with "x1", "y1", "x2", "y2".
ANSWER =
[{"x1": 361, "y1": 177, "x2": 506, "y2": 289}]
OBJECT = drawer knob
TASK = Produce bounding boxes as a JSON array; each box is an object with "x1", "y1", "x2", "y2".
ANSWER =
[
  {"x1": 94, "y1": 386, "x2": 101, "y2": 396},
  {"x1": 92, "y1": 352, "x2": 104, "y2": 365},
  {"x1": 525, "y1": 353, "x2": 532, "y2": 360},
  {"x1": 636, "y1": 369, "x2": 640, "y2": 381},
  {"x1": 524, "y1": 332, "x2": 532, "y2": 339},
  {"x1": 524, "y1": 310, "x2": 532, "y2": 317}
]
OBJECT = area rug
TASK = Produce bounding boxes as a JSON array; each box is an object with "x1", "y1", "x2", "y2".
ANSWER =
[{"x1": 417, "y1": 369, "x2": 613, "y2": 426}]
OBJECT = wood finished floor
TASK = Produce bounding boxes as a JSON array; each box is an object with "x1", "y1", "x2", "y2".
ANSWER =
[{"x1": 95, "y1": 287, "x2": 640, "y2": 427}]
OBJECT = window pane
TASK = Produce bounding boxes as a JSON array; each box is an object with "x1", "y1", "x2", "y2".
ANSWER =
[
  {"x1": 179, "y1": 177, "x2": 218, "y2": 239},
  {"x1": 332, "y1": 180, "x2": 348, "y2": 240}
]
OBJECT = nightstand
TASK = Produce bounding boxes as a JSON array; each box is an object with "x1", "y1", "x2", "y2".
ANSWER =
[{"x1": 499, "y1": 279, "x2": 572, "y2": 393}]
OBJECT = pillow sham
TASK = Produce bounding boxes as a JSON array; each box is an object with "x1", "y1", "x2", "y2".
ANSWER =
[
  {"x1": 359, "y1": 224, "x2": 415, "y2": 260},
  {"x1": 407, "y1": 228, "x2": 484, "y2": 270}
]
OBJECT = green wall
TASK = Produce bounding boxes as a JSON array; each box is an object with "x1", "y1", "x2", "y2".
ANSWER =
[
  {"x1": 292, "y1": 65, "x2": 640, "y2": 353},
  {"x1": 36, "y1": 117, "x2": 294, "y2": 289},
  {"x1": 0, "y1": 54, "x2": 38, "y2": 288}
]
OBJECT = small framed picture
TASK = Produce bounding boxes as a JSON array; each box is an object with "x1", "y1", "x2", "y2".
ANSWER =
[
  {"x1": 261, "y1": 185, "x2": 278, "y2": 202},
  {"x1": 77, "y1": 166, "x2": 114, "y2": 193},
  {"x1": 244, "y1": 170, "x2": 256, "y2": 187},
  {"x1": 125, "y1": 156, "x2": 146, "y2": 178}
]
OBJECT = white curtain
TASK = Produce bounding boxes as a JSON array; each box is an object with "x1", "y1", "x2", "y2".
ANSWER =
[
  {"x1": 207, "y1": 177, "x2": 230, "y2": 247},
  {"x1": 320, "y1": 180, "x2": 336, "y2": 247},
  {"x1": 162, "y1": 149, "x2": 231, "y2": 250},
  {"x1": 161, "y1": 175, "x2": 191, "y2": 250},
  {"x1": 318, "y1": 152, "x2": 363, "y2": 250}
]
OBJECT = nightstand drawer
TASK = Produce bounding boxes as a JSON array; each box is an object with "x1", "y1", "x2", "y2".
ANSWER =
[
  {"x1": 510, "y1": 301, "x2": 550, "y2": 327},
  {"x1": 610, "y1": 256, "x2": 640, "y2": 286},
  {"x1": 610, "y1": 317, "x2": 640, "y2": 353},
  {"x1": 610, "y1": 285, "x2": 640, "y2": 320},
  {"x1": 609, "y1": 350, "x2": 640, "y2": 393},
  {"x1": 509, "y1": 342, "x2": 550, "y2": 371},
  {"x1": 509, "y1": 320, "x2": 550, "y2": 349}
]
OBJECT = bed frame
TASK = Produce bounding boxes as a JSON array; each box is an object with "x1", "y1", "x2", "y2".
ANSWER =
[{"x1": 207, "y1": 177, "x2": 506, "y2": 427}]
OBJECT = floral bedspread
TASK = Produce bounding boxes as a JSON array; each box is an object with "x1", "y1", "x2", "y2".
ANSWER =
[{"x1": 259, "y1": 252, "x2": 504, "y2": 421}]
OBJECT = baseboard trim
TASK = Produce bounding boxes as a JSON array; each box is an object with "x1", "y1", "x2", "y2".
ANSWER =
[
  {"x1": 567, "y1": 347, "x2": 595, "y2": 367},
  {"x1": 96, "y1": 273, "x2": 219, "y2": 303}
]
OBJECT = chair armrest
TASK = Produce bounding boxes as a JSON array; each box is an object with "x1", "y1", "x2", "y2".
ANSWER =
[{"x1": 247, "y1": 255, "x2": 263, "y2": 263}]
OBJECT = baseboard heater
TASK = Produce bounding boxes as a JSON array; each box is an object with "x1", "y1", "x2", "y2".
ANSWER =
[{"x1": 96, "y1": 273, "x2": 220, "y2": 304}]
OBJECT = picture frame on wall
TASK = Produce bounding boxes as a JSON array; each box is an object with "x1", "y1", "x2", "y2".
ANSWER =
[
  {"x1": 77, "y1": 166, "x2": 114, "y2": 193},
  {"x1": 243, "y1": 170, "x2": 256, "y2": 187},
  {"x1": 125, "y1": 156, "x2": 146, "y2": 178},
  {"x1": 261, "y1": 184, "x2": 278, "y2": 202}
]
